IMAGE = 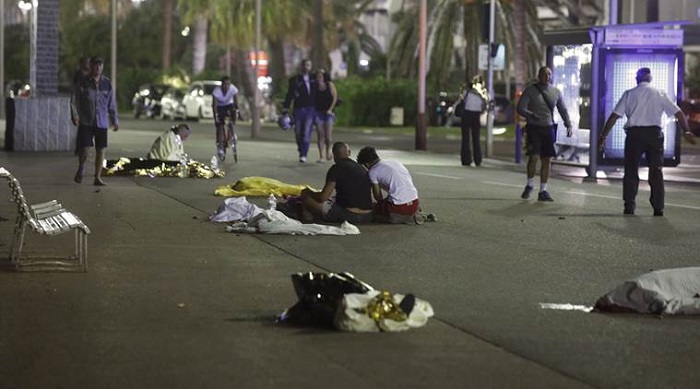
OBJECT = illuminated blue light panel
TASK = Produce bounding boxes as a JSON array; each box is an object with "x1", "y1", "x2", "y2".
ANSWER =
[{"x1": 602, "y1": 51, "x2": 678, "y2": 159}]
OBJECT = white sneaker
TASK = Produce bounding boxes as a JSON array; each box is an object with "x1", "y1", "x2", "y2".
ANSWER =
[{"x1": 299, "y1": 156, "x2": 307, "y2": 163}]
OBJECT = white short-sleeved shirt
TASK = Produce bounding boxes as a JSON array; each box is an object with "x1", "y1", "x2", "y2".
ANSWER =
[
  {"x1": 212, "y1": 85, "x2": 239, "y2": 107},
  {"x1": 612, "y1": 82, "x2": 680, "y2": 128},
  {"x1": 368, "y1": 160, "x2": 418, "y2": 205}
]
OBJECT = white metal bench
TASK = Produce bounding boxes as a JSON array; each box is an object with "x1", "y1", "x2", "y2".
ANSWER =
[{"x1": 0, "y1": 167, "x2": 90, "y2": 272}]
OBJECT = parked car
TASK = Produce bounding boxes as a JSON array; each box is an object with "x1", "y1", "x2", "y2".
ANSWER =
[
  {"x1": 159, "y1": 86, "x2": 187, "y2": 120},
  {"x1": 132, "y1": 83, "x2": 168, "y2": 119},
  {"x1": 182, "y1": 80, "x2": 220, "y2": 120},
  {"x1": 680, "y1": 99, "x2": 700, "y2": 136}
]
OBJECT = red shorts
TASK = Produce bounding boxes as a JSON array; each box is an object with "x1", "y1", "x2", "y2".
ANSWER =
[{"x1": 374, "y1": 198, "x2": 419, "y2": 216}]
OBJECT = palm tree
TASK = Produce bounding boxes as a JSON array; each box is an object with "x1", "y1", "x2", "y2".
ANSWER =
[
  {"x1": 177, "y1": 0, "x2": 212, "y2": 75},
  {"x1": 388, "y1": 0, "x2": 604, "y2": 93}
]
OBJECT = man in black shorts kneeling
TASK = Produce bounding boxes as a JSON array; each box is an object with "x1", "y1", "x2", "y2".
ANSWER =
[{"x1": 300, "y1": 142, "x2": 374, "y2": 224}]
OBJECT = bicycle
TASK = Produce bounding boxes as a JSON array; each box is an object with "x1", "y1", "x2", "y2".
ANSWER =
[{"x1": 215, "y1": 107, "x2": 239, "y2": 163}]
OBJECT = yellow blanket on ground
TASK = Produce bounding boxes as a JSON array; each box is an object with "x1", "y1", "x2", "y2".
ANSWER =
[{"x1": 214, "y1": 176, "x2": 316, "y2": 197}]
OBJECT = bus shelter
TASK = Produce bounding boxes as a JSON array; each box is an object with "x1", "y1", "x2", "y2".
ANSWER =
[{"x1": 543, "y1": 22, "x2": 691, "y2": 180}]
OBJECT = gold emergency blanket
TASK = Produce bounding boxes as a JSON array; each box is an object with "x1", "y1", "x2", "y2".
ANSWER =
[
  {"x1": 214, "y1": 176, "x2": 316, "y2": 197},
  {"x1": 104, "y1": 157, "x2": 225, "y2": 179}
]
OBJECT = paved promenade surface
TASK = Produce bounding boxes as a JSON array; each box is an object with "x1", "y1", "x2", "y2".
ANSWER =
[{"x1": 1, "y1": 119, "x2": 699, "y2": 389}]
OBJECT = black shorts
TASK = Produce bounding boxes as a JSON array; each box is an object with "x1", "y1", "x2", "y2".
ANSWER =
[
  {"x1": 215, "y1": 104, "x2": 236, "y2": 126},
  {"x1": 525, "y1": 125, "x2": 556, "y2": 157},
  {"x1": 77, "y1": 125, "x2": 107, "y2": 149}
]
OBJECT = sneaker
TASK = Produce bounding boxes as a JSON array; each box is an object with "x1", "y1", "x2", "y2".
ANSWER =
[
  {"x1": 520, "y1": 185, "x2": 534, "y2": 199},
  {"x1": 623, "y1": 208, "x2": 635, "y2": 215},
  {"x1": 653, "y1": 210, "x2": 664, "y2": 217},
  {"x1": 299, "y1": 156, "x2": 307, "y2": 163},
  {"x1": 537, "y1": 190, "x2": 554, "y2": 202}
]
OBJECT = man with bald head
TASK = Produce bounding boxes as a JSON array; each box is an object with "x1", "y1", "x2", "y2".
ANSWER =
[
  {"x1": 599, "y1": 67, "x2": 695, "y2": 216},
  {"x1": 300, "y1": 142, "x2": 374, "y2": 224},
  {"x1": 516, "y1": 66, "x2": 572, "y2": 202}
]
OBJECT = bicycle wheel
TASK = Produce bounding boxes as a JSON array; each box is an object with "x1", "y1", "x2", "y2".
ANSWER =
[{"x1": 228, "y1": 123, "x2": 238, "y2": 163}]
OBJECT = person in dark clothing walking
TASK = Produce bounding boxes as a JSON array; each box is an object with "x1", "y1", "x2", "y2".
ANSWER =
[
  {"x1": 599, "y1": 67, "x2": 695, "y2": 216},
  {"x1": 457, "y1": 76, "x2": 488, "y2": 166},
  {"x1": 283, "y1": 59, "x2": 316, "y2": 163},
  {"x1": 313, "y1": 69, "x2": 338, "y2": 162},
  {"x1": 70, "y1": 57, "x2": 118, "y2": 186}
]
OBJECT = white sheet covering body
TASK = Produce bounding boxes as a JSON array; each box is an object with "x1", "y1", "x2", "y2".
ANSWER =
[
  {"x1": 226, "y1": 209, "x2": 360, "y2": 236},
  {"x1": 595, "y1": 267, "x2": 700, "y2": 315}
]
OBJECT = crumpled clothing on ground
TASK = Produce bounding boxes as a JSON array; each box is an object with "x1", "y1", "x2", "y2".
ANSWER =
[
  {"x1": 214, "y1": 176, "x2": 315, "y2": 197},
  {"x1": 594, "y1": 267, "x2": 700, "y2": 315},
  {"x1": 209, "y1": 197, "x2": 264, "y2": 223},
  {"x1": 226, "y1": 209, "x2": 360, "y2": 236}
]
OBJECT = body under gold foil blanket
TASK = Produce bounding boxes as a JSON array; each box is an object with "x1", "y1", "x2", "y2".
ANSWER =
[
  {"x1": 104, "y1": 158, "x2": 225, "y2": 179},
  {"x1": 214, "y1": 176, "x2": 316, "y2": 197}
]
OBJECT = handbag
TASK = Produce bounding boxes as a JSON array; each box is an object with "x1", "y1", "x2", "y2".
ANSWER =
[{"x1": 454, "y1": 98, "x2": 466, "y2": 118}]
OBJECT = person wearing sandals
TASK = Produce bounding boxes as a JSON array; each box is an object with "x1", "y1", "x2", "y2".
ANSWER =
[
  {"x1": 516, "y1": 66, "x2": 572, "y2": 202},
  {"x1": 313, "y1": 69, "x2": 338, "y2": 163},
  {"x1": 70, "y1": 56, "x2": 119, "y2": 186}
]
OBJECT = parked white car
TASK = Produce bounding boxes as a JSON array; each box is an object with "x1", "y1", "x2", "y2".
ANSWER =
[
  {"x1": 182, "y1": 80, "x2": 220, "y2": 120},
  {"x1": 159, "y1": 86, "x2": 187, "y2": 120}
]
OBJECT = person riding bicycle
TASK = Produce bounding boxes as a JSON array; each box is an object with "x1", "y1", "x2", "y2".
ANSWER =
[{"x1": 212, "y1": 76, "x2": 240, "y2": 161}]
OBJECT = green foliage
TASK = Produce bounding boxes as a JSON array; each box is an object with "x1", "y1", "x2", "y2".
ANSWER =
[
  {"x1": 334, "y1": 76, "x2": 418, "y2": 127},
  {"x1": 59, "y1": 14, "x2": 111, "y2": 88},
  {"x1": 4, "y1": 25, "x2": 30, "y2": 84}
]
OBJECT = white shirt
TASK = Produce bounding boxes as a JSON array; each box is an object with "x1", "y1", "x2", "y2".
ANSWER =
[
  {"x1": 212, "y1": 85, "x2": 239, "y2": 107},
  {"x1": 368, "y1": 160, "x2": 418, "y2": 205},
  {"x1": 303, "y1": 74, "x2": 310, "y2": 94},
  {"x1": 612, "y1": 82, "x2": 680, "y2": 128}
]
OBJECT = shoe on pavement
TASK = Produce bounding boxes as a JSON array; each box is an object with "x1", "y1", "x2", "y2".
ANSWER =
[
  {"x1": 537, "y1": 190, "x2": 554, "y2": 202},
  {"x1": 653, "y1": 210, "x2": 664, "y2": 217},
  {"x1": 623, "y1": 209, "x2": 635, "y2": 215},
  {"x1": 299, "y1": 156, "x2": 307, "y2": 163},
  {"x1": 520, "y1": 185, "x2": 533, "y2": 199}
]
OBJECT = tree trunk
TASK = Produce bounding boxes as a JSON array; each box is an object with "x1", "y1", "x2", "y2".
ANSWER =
[
  {"x1": 162, "y1": 0, "x2": 172, "y2": 71},
  {"x1": 268, "y1": 38, "x2": 287, "y2": 96},
  {"x1": 235, "y1": 49, "x2": 261, "y2": 137},
  {"x1": 310, "y1": 0, "x2": 326, "y2": 69},
  {"x1": 192, "y1": 15, "x2": 208, "y2": 76},
  {"x1": 512, "y1": 0, "x2": 526, "y2": 96}
]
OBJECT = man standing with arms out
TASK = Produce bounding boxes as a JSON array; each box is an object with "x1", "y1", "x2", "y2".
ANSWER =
[
  {"x1": 283, "y1": 59, "x2": 316, "y2": 163},
  {"x1": 211, "y1": 76, "x2": 239, "y2": 161},
  {"x1": 71, "y1": 56, "x2": 118, "y2": 186},
  {"x1": 300, "y1": 142, "x2": 374, "y2": 224},
  {"x1": 516, "y1": 66, "x2": 572, "y2": 201},
  {"x1": 356, "y1": 146, "x2": 420, "y2": 224},
  {"x1": 599, "y1": 67, "x2": 695, "y2": 216}
]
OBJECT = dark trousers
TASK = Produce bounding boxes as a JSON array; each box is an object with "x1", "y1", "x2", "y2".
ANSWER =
[
  {"x1": 460, "y1": 111, "x2": 482, "y2": 166},
  {"x1": 623, "y1": 127, "x2": 664, "y2": 212}
]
